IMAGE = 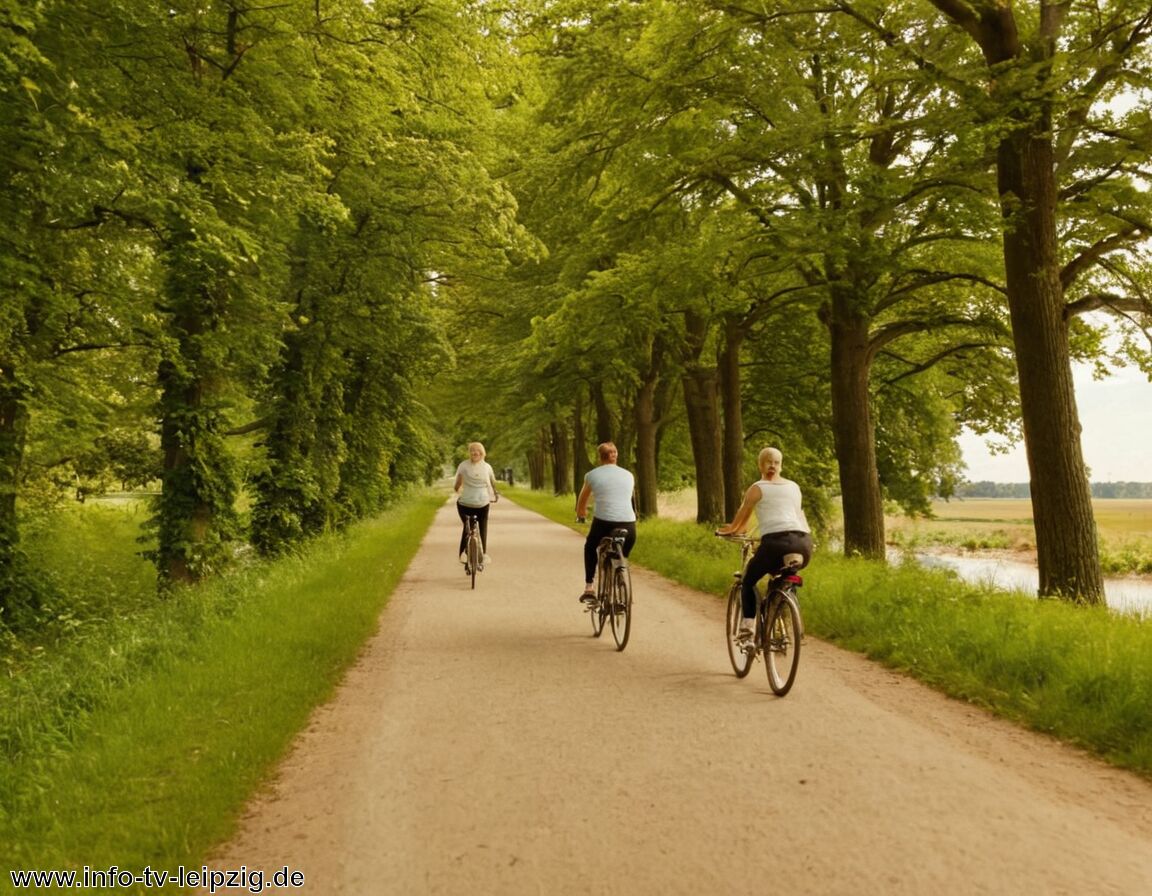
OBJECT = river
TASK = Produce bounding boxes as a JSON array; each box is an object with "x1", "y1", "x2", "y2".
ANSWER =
[{"x1": 906, "y1": 551, "x2": 1152, "y2": 616}]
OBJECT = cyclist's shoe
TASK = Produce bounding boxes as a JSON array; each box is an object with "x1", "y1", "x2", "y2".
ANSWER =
[
  {"x1": 734, "y1": 627, "x2": 753, "y2": 645},
  {"x1": 483, "y1": 554, "x2": 492, "y2": 565},
  {"x1": 579, "y1": 590, "x2": 596, "y2": 604},
  {"x1": 459, "y1": 552, "x2": 467, "y2": 564}
]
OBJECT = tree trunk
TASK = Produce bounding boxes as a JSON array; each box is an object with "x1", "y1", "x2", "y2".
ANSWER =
[
  {"x1": 937, "y1": 2, "x2": 1107, "y2": 603},
  {"x1": 572, "y1": 392, "x2": 591, "y2": 491},
  {"x1": 633, "y1": 380, "x2": 659, "y2": 518},
  {"x1": 550, "y1": 420, "x2": 570, "y2": 495},
  {"x1": 153, "y1": 221, "x2": 240, "y2": 586},
  {"x1": 156, "y1": 352, "x2": 224, "y2": 586},
  {"x1": 825, "y1": 293, "x2": 886, "y2": 559},
  {"x1": 527, "y1": 431, "x2": 546, "y2": 490},
  {"x1": 615, "y1": 392, "x2": 636, "y2": 475},
  {"x1": 997, "y1": 130, "x2": 1103, "y2": 602},
  {"x1": 0, "y1": 368, "x2": 30, "y2": 613},
  {"x1": 719, "y1": 318, "x2": 746, "y2": 519},
  {"x1": 682, "y1": 366, "x2": 725, "y2": 523},
  {"x1": 591, "y1": 381, "x2": 614, "y2": 443}
]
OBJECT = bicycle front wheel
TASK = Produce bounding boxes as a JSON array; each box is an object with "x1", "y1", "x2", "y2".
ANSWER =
[
  {"x1": 609, "y1": 566, "x2": 632, "y2": 651},
  {"x1": 725, "y1": 581, "x2": 753, "y2": 678},
  {"x1": 764, "y1": 591, "x2": 801, "y2": 695}
]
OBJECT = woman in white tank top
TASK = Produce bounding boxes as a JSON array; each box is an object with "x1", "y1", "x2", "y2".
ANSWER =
[
  {"x1": 715, "y1": 447, "x2": 813, "y2": 637},
  {"x1": 454, "y1": 442, "x2": 500, "y2": 563}
]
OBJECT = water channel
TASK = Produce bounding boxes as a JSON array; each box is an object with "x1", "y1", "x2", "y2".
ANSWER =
[{"x1": 904, "y1": 551, "x2": 1152, "y2": 616}]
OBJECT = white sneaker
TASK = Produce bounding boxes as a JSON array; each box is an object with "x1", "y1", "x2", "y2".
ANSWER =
[
  {"x1": 459, "y1": 552, "x2": 467, "y2": 564},
  {"x1": 483, "y1": 554, "x2": 492, "y2": 565}
]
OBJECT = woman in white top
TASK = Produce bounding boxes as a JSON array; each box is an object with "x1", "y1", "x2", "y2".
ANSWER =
[
  {"x1": 715, "y1": 447, "x2": 813, "y2": 639},
  {"x1": 575, "y1": 441, "x2": 636, "y2": 601},
  {"x1": 454, "y1": 442, "x2": 499, "y2": 563}
]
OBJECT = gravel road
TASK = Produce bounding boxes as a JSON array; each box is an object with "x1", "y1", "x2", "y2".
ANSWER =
[{"x1": 207, "y1": 497, "x2": 1152, "y2": 895}]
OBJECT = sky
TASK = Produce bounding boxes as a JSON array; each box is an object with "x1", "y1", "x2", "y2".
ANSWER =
[{"x1": 959, "y1": 361, "x2": 1152, "y2": 483}]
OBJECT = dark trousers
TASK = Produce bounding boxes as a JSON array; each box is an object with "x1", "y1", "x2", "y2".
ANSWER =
[
  {"x1": 584, "y1": 518, "x2": 637, "y2": 584},
  {"x1": 457, "y1": 502, "x2": 490, "y2": 556},
  {"x1": 742, "y1": 530, "x2": 813, "y2": 619}
]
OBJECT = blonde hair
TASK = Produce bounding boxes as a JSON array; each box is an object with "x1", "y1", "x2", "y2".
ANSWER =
[
  {"x1": 468, "y1": 442, "x2": 486, "y2": 459},
  {"x1": 758, "y1": 447, "x2": 782, "y2": 469},
  {"x1": 597, "y1": 442, "x2": 617, "y2": 462}
]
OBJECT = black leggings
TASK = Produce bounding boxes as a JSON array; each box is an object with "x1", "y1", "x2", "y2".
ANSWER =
[
  {"x1": 584, "y1": 518, "x2": 637, "y2": 585},
  {"x1": 742, "y1": 530, "x2": 812, "y2": 619},
  {"x1": 457, "y1": 502, "x2": 490, "y2": 556}
]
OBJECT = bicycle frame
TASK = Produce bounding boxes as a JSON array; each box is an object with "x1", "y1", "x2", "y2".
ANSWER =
[{"x1": 598, "y1": 531, "x2": 629, "y2": 576}]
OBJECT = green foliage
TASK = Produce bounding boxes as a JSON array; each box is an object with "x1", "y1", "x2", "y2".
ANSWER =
[{"x1": 1, "y1": 0, "x2": 537, "y2": 596}]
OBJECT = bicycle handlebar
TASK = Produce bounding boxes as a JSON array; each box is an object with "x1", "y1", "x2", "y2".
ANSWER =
[{"x1": 714, "y1": 531, "x2": 755, "y2": 542}]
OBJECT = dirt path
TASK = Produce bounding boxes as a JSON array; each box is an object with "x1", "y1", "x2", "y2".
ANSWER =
[{"x1": 207, "y1": 499, "x2": 1152, "y2": 895}]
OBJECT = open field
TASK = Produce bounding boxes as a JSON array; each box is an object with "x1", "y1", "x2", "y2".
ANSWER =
[
  {"x1": 911, "y1": 497, "x2": 1152, "y2": 538},
  {"x1": 887, "y1": 498, "x2": 1152, "y2": 575}
]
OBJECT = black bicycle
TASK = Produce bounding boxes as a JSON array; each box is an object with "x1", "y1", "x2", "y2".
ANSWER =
[
  {"x1": 717, "y1": 533, "x2": 804, "y2": 695},
  {"x1": 582, "y1": 525, "x2": 633, "y2": 651}
]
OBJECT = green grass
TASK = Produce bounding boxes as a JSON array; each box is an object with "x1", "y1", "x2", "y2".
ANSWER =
[
  {"x1": 508, "y1": 486, "x2": 1152, "y2": 779},
  {"x1": 0, "y1": 490, "x2": 444, "y2": 883},
  {"x1": 6, "y1": 498, "x2": 159, "y2": 644}
]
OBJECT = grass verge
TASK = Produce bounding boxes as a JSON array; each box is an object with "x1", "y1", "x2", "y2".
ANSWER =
[
  {"x1": 508, "y1": 487, "x2": 1152, "y2": 779},
  {"x1": 1, "y1": 490, "x2": 443, "y2": 883}
]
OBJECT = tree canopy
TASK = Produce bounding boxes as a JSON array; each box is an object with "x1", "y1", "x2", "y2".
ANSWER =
[{"x1": 2, "y1": 0, "x2": 1148, "y2": 615}]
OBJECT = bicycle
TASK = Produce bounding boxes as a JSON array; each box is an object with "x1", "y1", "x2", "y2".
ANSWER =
[
  {"x1": 716, "y1": 533, "x2": 804, "y2": 696},
  {"x1": 579, "y1": 521, "x2": 632, "y2": 651},
  {"x1": 463, "y1": 514, "x2": 484, "y2": 589}
]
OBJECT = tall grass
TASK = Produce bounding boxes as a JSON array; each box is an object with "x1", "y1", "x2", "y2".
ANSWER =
[
  {"x1": 1, "y1": 491, "x2": 444, "y2": 879},
  {"x1": 508, "y1": 487, "x2": 1152, "y2": 778},
  {"x1": 4, "y1": 498, "x2": 158, "y2": 645}
]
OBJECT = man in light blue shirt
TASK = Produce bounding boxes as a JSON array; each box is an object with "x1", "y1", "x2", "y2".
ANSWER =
[{"x1": 576, "y1": 442, "x2": 637, "y2": 601}]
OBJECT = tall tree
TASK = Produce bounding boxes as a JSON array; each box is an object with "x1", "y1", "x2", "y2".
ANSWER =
[
  {"x1": 515, "y1": 1, "x2": 1014, "y2": 552},
  {"x1": 251, "y1": 1, "x2": 516, "y2": 552},
  {"x1": 0, "y1": 0, "x2": 159, "y2": 612},
  {"x1": 919, "y1": 0, "x2": 1152, "y2": 601}
]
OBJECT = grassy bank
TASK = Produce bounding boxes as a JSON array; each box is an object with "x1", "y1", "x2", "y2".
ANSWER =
[
  {"x1": 508, "y1": 487, "x2": 1152, "y2": 779},
  {"x1": 1, "y1": 490, "x2": 443, "y2": 882}
]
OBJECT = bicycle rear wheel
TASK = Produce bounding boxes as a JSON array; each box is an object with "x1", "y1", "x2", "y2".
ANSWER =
[
  {"x1": 609, "y1": 566, "x2": 632, "y2": 651},
  {"x1": 726, "y1": 581, "x2": 753, "y2": 678},
  {"x1": 764, "y1": 591, "x2": 801, "y2": 695},
  {"x1": 589, "y1": 559, "x2": 607, "y2": 637},
  {"x1": 467, "y1": 530, "x2": 480, "y2": 590}
]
